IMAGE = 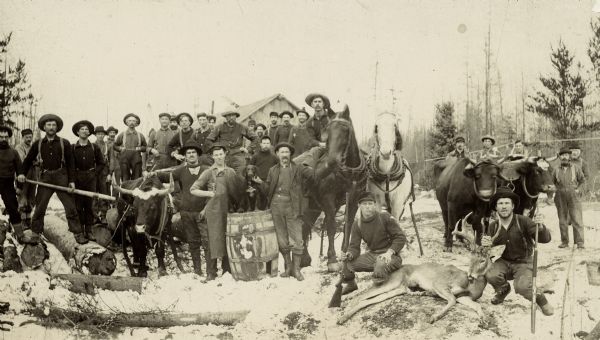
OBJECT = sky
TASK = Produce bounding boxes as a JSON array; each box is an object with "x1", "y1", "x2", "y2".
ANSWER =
[{"x1": 0, "y1": 0, "x2": 598, "y2": 141}]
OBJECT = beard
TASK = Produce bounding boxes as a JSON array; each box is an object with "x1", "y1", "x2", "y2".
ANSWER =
[{"x1": 0, "y1": 141, "x2": 8, "y2": 149}]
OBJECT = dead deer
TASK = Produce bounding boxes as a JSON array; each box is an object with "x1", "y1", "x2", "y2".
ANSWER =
[{"x1": 337, "y1": 225, "x2": 504, "y2": 325}]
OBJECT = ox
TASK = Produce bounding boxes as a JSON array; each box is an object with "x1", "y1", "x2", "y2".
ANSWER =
[
  {"x1": 113, "y1": 175, "x2": 182, "y2": 277},
  {"x1": 498, "y1": 156, "x2": 555, "y2": 218},
  {"x1": 435, "y1": 158, "x2": 500, "y2": 252}
]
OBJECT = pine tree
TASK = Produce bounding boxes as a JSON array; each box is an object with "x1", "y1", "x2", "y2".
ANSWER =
[{"x1": 427, "y1": 101, "x2": 457, "y2": 158}]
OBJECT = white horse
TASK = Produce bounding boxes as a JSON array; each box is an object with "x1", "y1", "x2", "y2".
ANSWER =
[{"x1": 367, "y1": 112, "x2": 414, "y2": 219}]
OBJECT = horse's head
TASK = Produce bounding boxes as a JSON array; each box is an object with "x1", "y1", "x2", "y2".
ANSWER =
[
  {"x1": 113, "y1": 174, "x2": 174, "y2": 234},
  {"x1": 373, "y1": 112, "x2": 402, "y2": 160},
  {"x1": 326, "y1": 105, "x2": 356, "y2": 165}
]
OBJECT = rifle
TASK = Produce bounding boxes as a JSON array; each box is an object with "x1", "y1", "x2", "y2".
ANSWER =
[
  {"x1": 329, "y1": 189, "x2": 355, "y2": 308},
  {"x1": 531, "y1": 208, "x2": 539, "y2": 333},
  {"x1": 26, "y1": 179, "x2": 116, "y2": 202}
]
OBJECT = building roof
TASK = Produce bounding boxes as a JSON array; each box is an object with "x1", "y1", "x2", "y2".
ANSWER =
[{"x1": 220, "y1": 93, "x2": 300, "y2": 122}]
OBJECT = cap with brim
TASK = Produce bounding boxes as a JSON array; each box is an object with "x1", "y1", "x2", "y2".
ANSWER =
[
  {"x1": 221, "y1": 111, "x2": 240, "y2": 118},
  {"x1": 159, "y1": 112, "x2": 171, "y2": 119},
  {"x1": 106, "y1": 126, "x2": 118, "y2": 134},
  {"x1": 296, "y1": 109, "x2": 310, "y2": 118},
  {"x1": 274, "y1": 142, "x2": 295, "y2": 156},
  {"x1": 21, "y1": 128, "x2": 33, "y2": 137},
  {"x1": 357, "y1": 191, "x2": 377, "y2": 204},
  {"x1": 0, "y1": 126, "x2": 13, "y2": 137},
  {"x1": 38, "y1": 114, "x2": 64, "y2": 132},
  {"x1": 72, "y1": 120, "x2": 95, "y2": 136},
  {"x1": 558, "y1": 147, "x2": 572, "y2": 156},
  {"x1": 490, "y1": 187, "x2": 520, "y2": 209},
  {"x1": 269, "y1": 111, "x2": 279, "y2": 118},
  {"x1": 94, "y1": 126, "x2": 107, "y2": 134},
  {"x1": 177, "y1": 112, "x2": 194, "y2": 125},
  {"x1": 179, "y1": 141, "x2": 203, "y2": 155},
  {"x1": 305, "y1": 93, "x2": 331, "y2": 108},
  {"x1": 279, "y1": 111, "x2": 294, "y2": 118},
  {"x1": 123, "y1": 113, "x2": 141, "y2": 125},
  {"x1": 208, "y1": 142, "x2": 228, "y2": 154},
  {"x1": 197, "y1": 112, "x2": 207, "y2": 118},
  {"x1": 455, "y1": 136, "x2": 465, "y2": 143}
]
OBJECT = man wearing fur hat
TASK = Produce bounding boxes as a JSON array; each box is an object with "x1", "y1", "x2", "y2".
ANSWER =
[
  {"x1": 0, "y1": 126, "x2": 24, "y2": 242},
  {"x1": 553, "y1": 147, "x2": 585, "y2": 249},
  {"x1": 338, "y1": 191, "x2": 407, "y2": 295},
  {"x1": 18, "y1": 114, "x2": 88, "y2": 244},
  {"x1": 15, "y1": 128, "x2": 36, "y2": 224},
  {"x1": 169, "y1": 112, "x2": 197, "y2": 164},
  {"x1": 305, "y1": 93, "x2": 337, "y2": 147},
  {"x1": 72, "y1": 120, "x2": 106, "y2": 238},
  {"x1": 148, "y1": 113, "x2": 179, "y2": 170},
  {"x1": 484, "y1": 187, "x2": 554, "y2": 316},
  {"x1": 114, "y1": 113, "x2": 147, "y2": 181},
  {"x1": 273, "y1": 111, "x2": 295, "y2": 146},
  {"x1": 252, "y1": 142, "x2": 319, "y2": 281},
  {"x1": 206, "y1": 110, "x2": 257, "y2": 175}
]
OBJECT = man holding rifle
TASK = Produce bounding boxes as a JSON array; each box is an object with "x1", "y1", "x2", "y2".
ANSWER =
[
  {"x1": 17, "y1": 114, "x2": 89, "y2": 245},
  {"x1": 484, "y1": 188, "x2": 554, "y2": 316}
]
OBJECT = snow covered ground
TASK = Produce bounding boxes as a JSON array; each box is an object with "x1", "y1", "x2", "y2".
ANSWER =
[{"x1": 1, "y1": 193, "x2": 599, "y2": 339}]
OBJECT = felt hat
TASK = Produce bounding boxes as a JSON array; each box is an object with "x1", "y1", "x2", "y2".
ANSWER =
[
  {"x1": 481, "y1": 135, "x2": 496, "y2": 145},
  {"x1": 123, "y1": 113, "x2": 141, "y2": 125},
  {"x1": 296, "y1": 108, "x2": 310, "y2": 118},
  {"x1": 273, "y1": 142, "x2": 295, "y2": 156},
  {"x1": 490, "y1": 187, "x2": 520, "y2": 209},
  {"x1": 305, "y1": 93, "x2": 331, "y2": 108},
  {"x1": 279, "y1": 111, "x2": 294, "y2": 119},
  {"x1": 94, "y1": 126, "x2": 107, "y2": 134},
  {"x1": 106, "y1": 126, "x2": 118, "y2": 134},
  {"x1": 208, "y1": 142, "x2": 228, "y2": 154},
  {"x1": 357, "y1": 191, "x2": 377, "y2": 204},
  {"x1": 197, "y1": 112, "x2": 208, "y2": 118},
  {"x1": 72, "y1": 120, "x2": 95, "y2": 136},
  {"x1": 38, "y1": 114, "x2": 63, "y2": 132},
  {"x1": 177, "y1": 112, "x2": 194, "y2": 125},
  {"x1": 454, "y1": 136, "x2": 465, "y2": 143},
  {"x1": 20, "y1": 128, "x2": 33, "y2": 137},
  {"x1": 0, "y1": 126, "x2": 13, "y2": 137},
  {"x1": 269, "y1": 111, "x2": 279, "y2": 118},
  {"x1": 558, "y1": 147, "x2": 572, "y2": 156},
  {"x1": 158, "y1": 112, "x2": 171, "y2": 119},
  {"x1": 256, "y1": 123, "x2": 267, "y2": 130},
  {"x1": 221, "y1": 110, "x2": 240, "y2": 118},
  {"x1": 179, "y1": 140, "x2": 202, "y2": 155}
]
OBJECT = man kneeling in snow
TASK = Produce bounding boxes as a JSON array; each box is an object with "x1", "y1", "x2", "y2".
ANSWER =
[{"x1": 339, "y1": 191, "x2": 407, "y2": 295}]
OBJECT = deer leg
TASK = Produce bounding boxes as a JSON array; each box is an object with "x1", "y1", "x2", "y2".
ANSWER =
[
  {"x1": 338, "y1": 286, "x2": 409, "y2": 324},
  {"x1": 456, "y1": 296, "x2": 484, "y2": 318},
  {"x1": 429, "y1": 285, "x2": 457, "y2": 323}
]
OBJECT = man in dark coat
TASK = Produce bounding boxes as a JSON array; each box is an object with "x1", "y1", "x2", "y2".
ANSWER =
[
  {"x1": 207, "y1": 115, "x2": 217, "y2": 130},
  {"x1": 113, "y1": 113, "x2": 147, "y2": 181},
  {"x1": 18, "y1": 114, "x2": 88, "y2": 244},
  {"x1": 148, "y1": 112, "x2": 178, "y2": 169},
  {"x1": 339, "y1": 191, "x2": 406, "y2": 295},
  {"x1": 273, "y1": 111, "x2": 294, "y2": 146},
  {"x1": 305, "y1": 93, "x2": 337, "y2": 147},
  {"x1": 93, "y1": 126, "x2": 111, "y2": 223},
  {"x1": 169, "y1": 112, "x2": 197, "y2": 164},
  {"x1": 253, "y1": 142, "x2": 317, "y2": 281},
  {"x1": 15, "y1": 128, "x2": 36, "y2": 225},
  {"x1": 289, "y1": 109, "x2": 319, "y2": 156},
  {"x1": 267, "y1": 111, "x2": 279, "y2": 142},
  {"x1": 72, "y1": 120, "x2": 105, "y2": 239},
  {"x1": 484, "y1": 187, "x2": 554, "y2": 316},
  {"x1": 194, "y1": 112, "x2": 212, "y2": 154},
  {"x1": 446, "y1": 136, "x2": 467, "y2": 159},
  {"x1": 0, "y1": 126, "x2": 24, "y2": 241},
  {"x1": 207, "y1": 111, "x2": 257, "y2": 175}
]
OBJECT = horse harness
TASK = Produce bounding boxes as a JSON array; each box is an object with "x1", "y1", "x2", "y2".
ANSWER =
[{"x1": 367, "y1": 153, "x2": 409, "y2": 212}]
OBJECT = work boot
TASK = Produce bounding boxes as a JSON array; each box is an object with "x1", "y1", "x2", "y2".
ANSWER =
[
  {"x1": 536, "y1": 294, "x2": 554, "y2": 316},
  {"x1": 292, "y1": 254, "x2": 304, "y2": 281},
  {"x1": 577, "y1": 243, "x2": 585, "y2": 250},
  {"x1": 10, "y1": 222, "x2": 25, "y2": 241},
  {"x1": 73, "y1": 233, "x2": 89, "y2": 245},
  {"x1": 491, "y1": 284, "x2": 511, "y2": 305},
  {"x1": 205, "y1": 257, "x2": 218, "y2": 282},
  {"x1": 20, "y1": 229, "x2": 41, "y2": 244},
  {"x1": 558, "y1": 243, "x2": 569, "y2": 249},
  {"x1": 342, "y1": 279, "x2": 358, "y2": 295},
  {"x1": 280, "y1": 252, "x2": 292, "y2": 278},
  {"x1": 84, "y1": 225, "x2": 96, "y2": 242},
  {"x1": 191, "y1": 251, "x2": 203, "y2": 276},
  {"x1": 221, "y1": 257, "x2": 231, "y2": 275}
]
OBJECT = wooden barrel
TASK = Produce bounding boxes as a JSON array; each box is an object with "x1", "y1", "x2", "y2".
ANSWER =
[{"x1": 226, "y1": 210, "x2": 279, "y2": 281}]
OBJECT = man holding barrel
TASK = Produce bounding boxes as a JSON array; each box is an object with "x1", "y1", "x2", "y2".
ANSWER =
[{"x1": 252, "y1": 142, "x2": 318, "y2": 281}]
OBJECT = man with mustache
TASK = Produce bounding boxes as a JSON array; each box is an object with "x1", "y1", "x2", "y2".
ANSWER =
[
  {"x1": 169, "y1": 112, "x2": 196, "y2": 164},
  {"x1": 446, "y1": 136, "x2": 467, "y2": 159},
  {"x1": 15, "y1": 128, "x2": 36, "y2": 225},
  {"x1": 72, "y1": 120, "x2": 105, "y2": 239},
  {"x1": 252, "y1": 142, "x2": 319, "y2": 281},
  {"x1": 206, "y1": 110, "x2": 257, "y2": 175},
  {"x1": 114, "y1": 113, "x2": 147, "y2": 181},
  {"x1": 148, "y1": 113, "x2": 178, "y2": 169},
  {"x1": 267, "y1": 111, "x2": 280, "y2": 143},
  {"x1": 553, "y1": 147, "x2": 585, "y2": 249},
  {"x1": 273, "y1": 111, "x2": 294, "y2": 146},
  {"x1": 484, "y1": 187, "x2": 554, "y2": 316},
  {"x1": 305, "y1": 93, "x2": 336, "y2": 147},
  {"x1": 0, "y1": 126, "x2": 24, "y2": 242},
  {"x1": 289, "y1": 109, "x2": 319, "y2": 156},
  {"x1": 18, "y1": 114, "x2": 88, "y2": 244}
]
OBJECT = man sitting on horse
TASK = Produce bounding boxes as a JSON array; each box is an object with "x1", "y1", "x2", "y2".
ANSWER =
[{"x1": 340, "y1": 191, "x2": 407, "y2": 295}]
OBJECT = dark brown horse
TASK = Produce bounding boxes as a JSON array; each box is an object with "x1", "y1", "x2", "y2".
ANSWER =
[{"x1": 299, "y1": 105, "x2": 367, "y2": 272}]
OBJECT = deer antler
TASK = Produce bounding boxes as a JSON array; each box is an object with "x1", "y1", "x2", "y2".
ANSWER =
[{"x1": 452, "y1": 212, "x2": 477, "y2": 251}]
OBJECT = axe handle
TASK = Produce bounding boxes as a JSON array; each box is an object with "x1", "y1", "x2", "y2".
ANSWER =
[{"x1": 26, "y1": 179, "x2": 116, "y2": 202}]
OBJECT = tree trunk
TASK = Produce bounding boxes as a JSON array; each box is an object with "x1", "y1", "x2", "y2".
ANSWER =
[
  {"x1": 1, "y1": 232, "x2": 46, "y2": 271},
  {"x1": 54, "y1": 274, "x2": 144, "y2": 294},
  {"x1": 43, "y1": 215, "x2": 116, "y2": 275},
  {"x1": 31, "y1": 306, "x2": 250, "y2": 327}
]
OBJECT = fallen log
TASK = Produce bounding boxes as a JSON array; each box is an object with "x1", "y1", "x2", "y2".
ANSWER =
[
  {"x1": 1, "y1": 233, "x2": 47, "y2": 271},
  {"x1": 43, "y1": 215, "x2": 116, "y2": 275},
  {"x1": 54, "y1": 274, "x2": 144, "y2": 294},
  {"x1": 2, "y1": 238, "x2": 22, "y2": 272},
  {"x1": 30, "y1": 306, "x2": 250, "y2": 327}
]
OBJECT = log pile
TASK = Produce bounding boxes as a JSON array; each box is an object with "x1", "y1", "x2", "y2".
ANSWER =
[{"x1": 1, "y1": 222, "x2": 47, "y2": 272}]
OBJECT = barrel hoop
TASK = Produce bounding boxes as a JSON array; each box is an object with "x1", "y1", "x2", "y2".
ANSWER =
[{"x1": 228, "y1": 255, "x2": 278, "y2": 263}]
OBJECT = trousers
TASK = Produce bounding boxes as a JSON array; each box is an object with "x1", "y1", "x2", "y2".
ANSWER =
[
  {"x1": 75, "y1": 170, "x2": 97, "y2": 227},
  {"x1": 0, "y1": 177, "x2": 21, "y2": 225},
  {"x1": 271, "y1": 196, "x2": 303, "y2": 255},
  {"x1": 485, "y1": 258, "x2": 535, "y2": 300},
  {"x1": 554, "y1": 189, "x2": 584, "y2": 245}
]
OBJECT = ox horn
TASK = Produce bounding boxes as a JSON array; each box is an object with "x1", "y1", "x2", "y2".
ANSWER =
[
  {"x1": 112, "y1": 176, "x2": 135, "y2": 196},
  {"x1": 155, "y1": 173, "x2": 175, "y2": 196}
]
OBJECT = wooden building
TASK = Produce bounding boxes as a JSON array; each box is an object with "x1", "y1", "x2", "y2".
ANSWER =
[{"x1": 218, "y1": 93, "x2": 301, "y2": 126}]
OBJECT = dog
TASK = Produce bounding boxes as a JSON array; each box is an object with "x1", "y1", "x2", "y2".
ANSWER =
[{"x1": 240, "y1": 164, "x2": 266, "y2": 212}]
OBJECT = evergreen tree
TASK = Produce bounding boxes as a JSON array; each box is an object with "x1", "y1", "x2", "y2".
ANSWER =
[{"x1": 427, "y1": 101, "x2": 457, "y2": 158}]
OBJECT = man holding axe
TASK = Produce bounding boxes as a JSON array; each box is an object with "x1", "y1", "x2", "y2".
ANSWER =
[{"x1": 17, "y1": 114, "x2": 89, "y2": 244}]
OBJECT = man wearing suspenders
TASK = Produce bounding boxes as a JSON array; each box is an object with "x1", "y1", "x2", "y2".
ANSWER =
[
  {"x1": 114, "y1": 113, "x2": 147, "y2": 181},
  {"x1": 148, "y1": 113, "x2": 178, "y2": 169},
  {"x1": 72, "y1": 120, "x2": 106, "y2": 239},
  {"x1": 17, "y1": 114, "x2": 88, "y2": 244}
]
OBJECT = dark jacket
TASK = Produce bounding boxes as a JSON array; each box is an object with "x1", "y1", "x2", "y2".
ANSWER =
[
  {"x1": 0, "y1": 147, "x2": 22, "y2": 178},
  {"x1": 348, "y1": 211, "x2": 407, "y2": 259},
  {"x1": 289, "y1": 124, "x2": 319, "y2": 156},
  {"x1": 250, "y1": 149, "x2": 279, "y2": 181},
  {"x1": 488, "y1": 214, "x2": 551, "y2": 262},
  {"x1": 306, "y1": 109, "x2": 337, "y2": 144},
  {"x1": 259, "y1": 162, "x2": 315, "y2": 217}
]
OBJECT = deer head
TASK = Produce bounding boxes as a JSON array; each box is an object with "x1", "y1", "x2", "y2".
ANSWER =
[{"x1": 453, "y1": 218, "x2": 504, "y2": 282}]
